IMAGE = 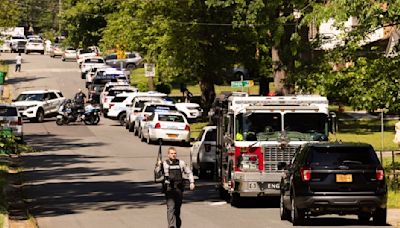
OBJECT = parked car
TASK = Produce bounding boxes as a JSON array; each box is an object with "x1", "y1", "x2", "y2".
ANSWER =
[
  {"x1": 25, "y1": 38, "x2": 44, "y2": 54},
  {"x1": 10, "y1": 35, "x2": 26, "y2": 53},
  {"x1": 76, "y1": 46, "x2": 101, "y2": 66},
  {"x1": 125, "y1": 92, "x2": 167, "y2": 132},
  {"x1": 88, "y1": 68, "x2": 129, "y2": 103},
  {"x1": 12, "y1": 40, "x2": 27, "y2": 53},
  {"x1": 49, "y1": 44, "x2": 64, "y2": 57},
  {"x1": 104, "y1": 52, "x2": 143, "y2": 69},
  {"x1": 61, "y1": 47, "x2": 77, "y2": 61},
  {"x1": 80, "y1": 57, "x2": 106, "y2": 78},
  {"x1": 133, "y1": 102, "x2": 177, "y2": 136},
  {"x1": 141, "y1": 110, "x2": 190, "y2": 146},
  {"x1": 279, "y1": 142, "x2": 387, "y2": 226},
  {"x1": 12, "y1": 90, "x2": 65, "y2": 122},
  {"x1": 190, "y1": 126, "x2": 216, "y2": 178},
  {"x1": 175, "y1": 102, "x2": 202, "y2": 122},
  {"x1": 0, "y1": 40, "x2": 12, "y2": 53},
  {"x1": 0, "y1": 104, "x2": 23, "y2": 142}
]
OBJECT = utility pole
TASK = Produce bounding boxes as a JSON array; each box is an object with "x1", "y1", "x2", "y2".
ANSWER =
[{"x1": 58, "y1": 0, "x2": 62, "y2": 34}]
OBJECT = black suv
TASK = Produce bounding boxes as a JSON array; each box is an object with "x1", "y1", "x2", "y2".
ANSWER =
[{"x1": 279, "y1": 142, "x2": 387, "y2": 226}]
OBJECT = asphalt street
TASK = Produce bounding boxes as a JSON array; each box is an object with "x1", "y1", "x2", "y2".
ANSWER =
[{"x1": 0, "y1": 52, "x2": 396, "y2": 228}]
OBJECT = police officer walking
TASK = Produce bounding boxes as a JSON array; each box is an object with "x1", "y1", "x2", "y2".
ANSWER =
[{"x1": 157, "y1": 147, "x2": 195, "y2": 228}]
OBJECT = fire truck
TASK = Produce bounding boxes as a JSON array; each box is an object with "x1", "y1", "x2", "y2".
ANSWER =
[{"x1": 211, "y1": 93, "x2": 336, "y2": 205}]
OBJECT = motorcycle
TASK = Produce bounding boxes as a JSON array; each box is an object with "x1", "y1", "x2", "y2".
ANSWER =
[{"x1": 56, "y1": 100, "x2": 100, "y2": 126}]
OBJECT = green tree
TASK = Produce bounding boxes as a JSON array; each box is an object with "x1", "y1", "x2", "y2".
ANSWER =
[{"x1": 0, "y1": 0, "x2": 21, "y2": 28}]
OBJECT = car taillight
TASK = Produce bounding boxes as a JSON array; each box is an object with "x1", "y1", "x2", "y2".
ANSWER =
[
  {"x1": 376, "y1": 169, "x2": 384, "y2": 181},
  {"x1": 155, "y1": 123, "x2": 161, "y2": 129},
  {"x1": 300, "y1": 166, "x2": 311, "y2": 182},
  {"x1": 109, "y1": 103, "x2": 115, "y2": 109},
  {"x1": 18, "y1": 117, "x2": 22, "y2": 125},
  {"x1": 205, "y1": 144, "x2": 211, "y2": 152},
  {"x1": 185, "y1": 124, "x2": 190, "y2": 131}
]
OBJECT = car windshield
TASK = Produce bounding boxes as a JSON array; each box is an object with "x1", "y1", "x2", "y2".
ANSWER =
[
  {"x1": 0, "y1": 107, "x2": 18, "y2": 116},
  {"x1": 16, "y1": 93, "x2": 44, "y2": 101},
  {"x1": 29, "y1": 39, "x2": 42, "y2": 43},
  {"x1": 309, "y1": 146, "x2": 380, "y2": 167},
  {"x1": 236, "y1": 113, "x2": 282, "y2": 141},
  {"x1": 159, "y1": 114, "x2": 184, "y2": 122},
  {"x1": 284, "y1": 113, "x2": 328, "y2": 141}
]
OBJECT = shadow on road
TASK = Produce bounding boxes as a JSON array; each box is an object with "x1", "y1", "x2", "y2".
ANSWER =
[
  {"x1": 24, "y1": 133, "x2": 106, "y2": 152},
  {"x1": 6, "y1": 76, "x2": 46, "y2": 85},
  {"x1": 296, "y1": 217, "x2": 391, "y2": 226}
]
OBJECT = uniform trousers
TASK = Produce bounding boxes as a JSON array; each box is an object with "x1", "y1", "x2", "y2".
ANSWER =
[{"x1": 166, "y1": 188, "x2": 183, "y2": 228}]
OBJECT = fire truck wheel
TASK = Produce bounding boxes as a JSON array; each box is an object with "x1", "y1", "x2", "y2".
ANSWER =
[
  {"x1": 230, "y1": 193, "x2": 242, "y2": 207},
  {"x1": 218, "y1": 187, "x2": 229, "y2": 202}
]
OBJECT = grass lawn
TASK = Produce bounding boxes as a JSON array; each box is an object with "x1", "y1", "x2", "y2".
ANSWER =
[
  {"x1": 333, "y1": 118, "x2": 398, "y2": 151},
  {"x1": 130, "y1": 68, "x2": 260, "y2": 96}
]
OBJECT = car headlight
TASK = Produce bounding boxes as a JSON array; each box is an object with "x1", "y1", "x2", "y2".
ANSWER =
[{"x1": 26, "y1": 105, "x2": 37, "y2": 109}]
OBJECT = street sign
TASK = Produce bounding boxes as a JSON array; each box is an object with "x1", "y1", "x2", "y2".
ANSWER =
[
  {"x1": 144, "y1": 63, "x2": 155, "y2": 77},
  {"x1": 231, "y1": 80, "x2": 254, "y2": 88}
]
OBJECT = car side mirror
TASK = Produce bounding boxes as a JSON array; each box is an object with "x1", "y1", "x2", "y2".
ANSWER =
[
  {"x1": 12, "y1": 99, "x2": 16, "y2": 102},
  {"x1": 277, "y1": 162, "x2": 288, "y2": 170}
]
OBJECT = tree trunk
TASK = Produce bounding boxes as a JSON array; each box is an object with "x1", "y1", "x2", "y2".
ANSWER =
[
  {"x1": 200, "y1": 77, "x2": 216, "y2": 117},
  {"x1": 272, "y1": 46, "x2": 288, "y2": 95}
]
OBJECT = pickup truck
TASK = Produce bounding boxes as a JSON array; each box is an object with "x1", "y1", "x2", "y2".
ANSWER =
[{"x1": 80, "y1": 57, "x2": 106, "y2": 79}]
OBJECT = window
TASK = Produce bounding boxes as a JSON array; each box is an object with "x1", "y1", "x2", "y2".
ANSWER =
[
  {"x1": 16, "y1": 93, "x2": 44, "y2": 101},
  {"x1": 57, "y1": 92, "x2": 64, "y2": 97},
  {"x1": 106, "y1": 54, "x2": 117, "y2": 60},
  {"x1": 308, "y1": 146, "x2": 379, "y2": 166},
  {"x1": 158, "y1": 114, "x2": 184, "y2": 122},
  {"x1": 205, "y1": 129, "x2": 217, "y2": 141},
  {"x1": 111, "y1": 96, "x2": 127, "y2": 103},
  {"x1": 49, "y1": 92, "x2": 58, "y2": 100}
]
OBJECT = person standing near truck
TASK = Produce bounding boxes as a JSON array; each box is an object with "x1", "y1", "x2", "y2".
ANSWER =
[{"x1": 156, "y1": 147, "x2": 195, "y2": 228}]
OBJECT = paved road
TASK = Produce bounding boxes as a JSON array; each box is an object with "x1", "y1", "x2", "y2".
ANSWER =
[{"x1": 0, "y1": 52, "x2": 395, "y2": 228}]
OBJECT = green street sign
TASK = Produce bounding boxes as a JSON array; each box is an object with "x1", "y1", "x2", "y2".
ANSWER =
[{"x1": 231, "y1": 80, "x2": 254, "y2": 88}]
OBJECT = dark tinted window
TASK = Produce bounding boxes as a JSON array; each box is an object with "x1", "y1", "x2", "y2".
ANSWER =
[
  {"x1": 205, "y1": 129, "x2": 216, "y2": 141},
  {"x1": 308, "y1": 146, "x2": 379, "y2": 166},
  {"x1": 49, "y1": 92, "x2": 58, "y2": 100},
  {"x1": 105, "y1": 54, "x2": 117, "y2": 60},
  {"x1": 16, "y1": 93, "x2": 44, "y2": 101},
  {"x1": 108, "y1": 89, "x2": 133, "y2": 96},
  {"x1": 85, "y1": 58, "x2": 104, "y2": 64},
  {"x1": 111, "y1": 96, "x2": 127, "y2": 103},
  {"x1": 0, "y1": 107, "x2": 18, "y2": 116},
  {"x1": 57, "y1": 92, "x2": 64, "y2": 97}
]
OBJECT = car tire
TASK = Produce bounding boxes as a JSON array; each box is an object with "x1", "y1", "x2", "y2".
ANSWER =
[
  {"x1": 280, "y1": 193, "x2": 291, "y2": 221},
  {"x1": 230, "y1": 193, "x2": 241, "y2": 207},
  {"x1": 291, "y1": 196, "x2": 305, "y2": 226},
  {"x1": 126, "y1": 64, "x2": 136, "y2": 70},
  {"x1": 140, "y1": 128, "x2": 145, "y2": 142},
  {"x1": 119, "y1": 113, "x2": 126, "y2": 126},
  {"x1": 35, "y1": 109, "x2": 45, "y2": 123},
  {"x1": 41, "y1": 51, "x2": 44, "y2": 55},
  {"x1": 373, "y1": 208, "x2": 387, "y2": 225},
  {"x1": 128, "y1": 123, "x2": 134, "y2": 132}
]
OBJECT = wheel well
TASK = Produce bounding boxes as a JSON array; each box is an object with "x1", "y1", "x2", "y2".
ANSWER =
[{"x1": 118, "y1": 111, "x2": 126, "y2": 119}]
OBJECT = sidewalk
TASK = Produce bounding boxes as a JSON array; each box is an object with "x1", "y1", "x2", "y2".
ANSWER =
[{"x1": 388, "y1": 208, "x2": 400, "y2": 227}]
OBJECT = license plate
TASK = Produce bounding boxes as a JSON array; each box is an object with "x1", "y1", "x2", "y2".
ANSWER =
[
  {"x1": 167, "y1": 134, "x2": 177, "y2": 138},
  {"x1": 267, "y1": 183, "x2": 280, "y2": 189},
  {"x1": 336, "y1": 174, "x2": 352, "y2": 183}
]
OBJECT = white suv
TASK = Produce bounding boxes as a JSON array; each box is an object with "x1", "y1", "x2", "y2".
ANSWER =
[
  {"x1": 13, "y1": 90, "x2": 65, "y2": 122},
  {"x1": 190, "y1": 126, "x2": 217, "y2": 178},
  {"x1": 25, "y1": 39, "x2": 45, "y2": 55}
]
